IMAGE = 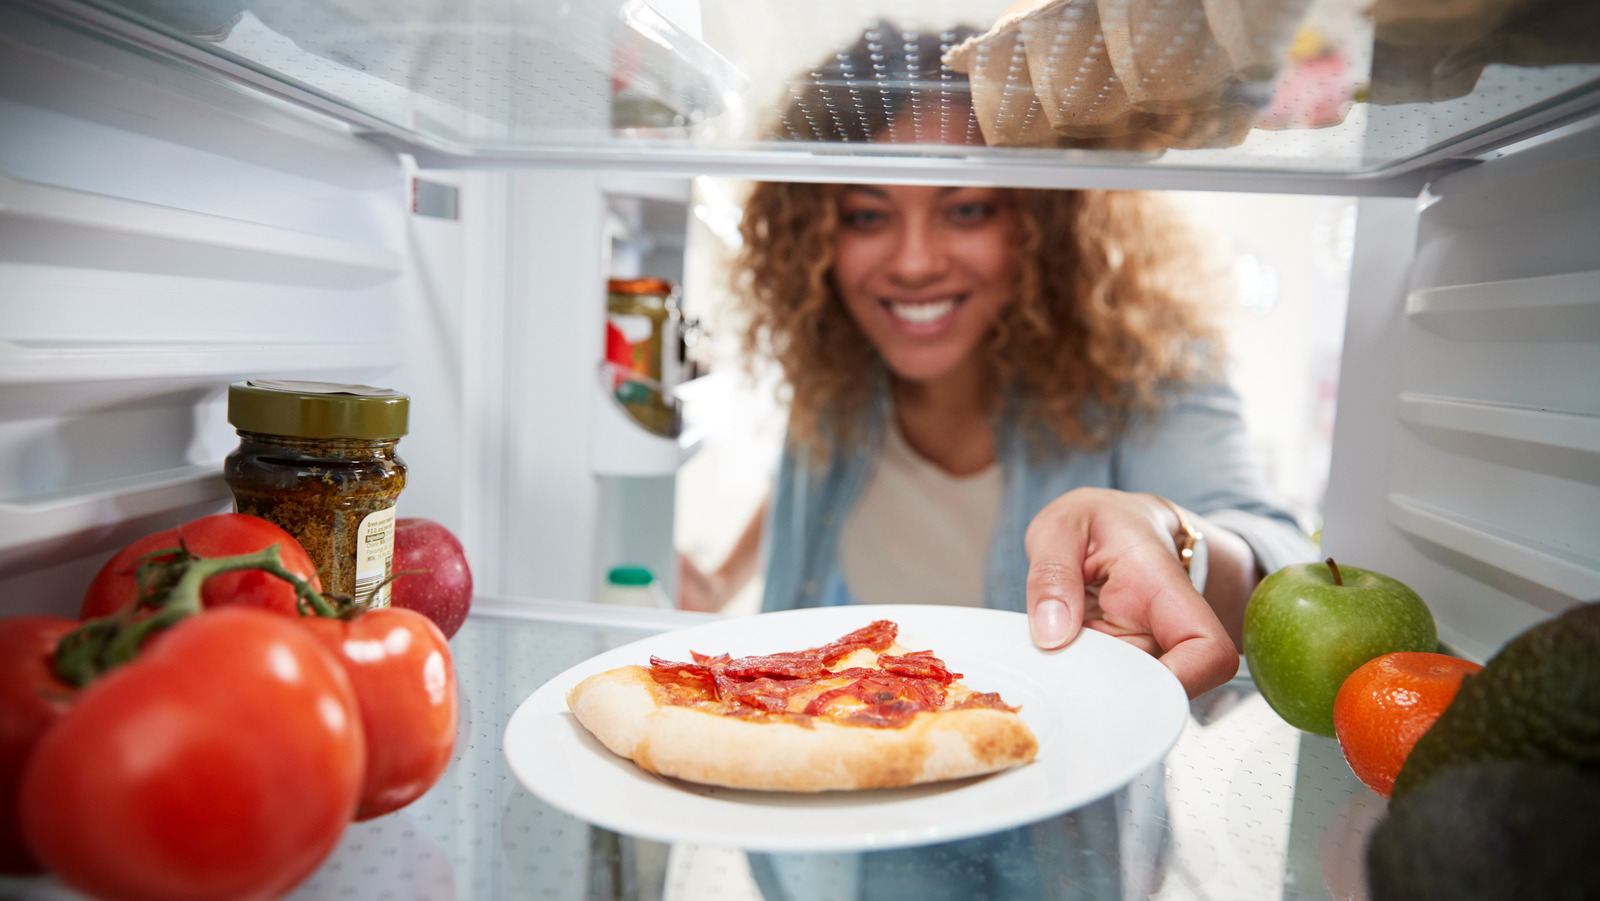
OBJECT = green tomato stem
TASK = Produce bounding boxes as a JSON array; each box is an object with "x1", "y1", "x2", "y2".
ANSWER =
[
  {"x1": 143, "y1": 544, "x2": 337, "y2": 617},
  {"x1": 53, "y1": 619, "x2": 121, "y2": 687},
  {"x1": 131, "y1": 544, "x2": 191, "y2": 608},
  {"x1": 53, "y1": 543, "x2": 337, "y2": 687}
]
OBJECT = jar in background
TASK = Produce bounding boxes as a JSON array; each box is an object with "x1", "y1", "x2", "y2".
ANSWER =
[
  {"x1": 223, "y1": 380, "x2": 408, "y2": 606},
  {"x1": 599, "y1": 566, "x2": 672, "y2": 609},
  {"x1": 604, "y1": 276, "x2": 678, "y2": 437}
]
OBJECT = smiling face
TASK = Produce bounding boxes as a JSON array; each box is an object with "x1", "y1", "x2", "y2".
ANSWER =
[{"x1": 831, "y1": 184, "x2": 1018, "y2": 392}]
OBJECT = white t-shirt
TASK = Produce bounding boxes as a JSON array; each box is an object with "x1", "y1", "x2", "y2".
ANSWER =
[{"x1": 836, "y1": 418, "x2": 1001, "y2": 607}]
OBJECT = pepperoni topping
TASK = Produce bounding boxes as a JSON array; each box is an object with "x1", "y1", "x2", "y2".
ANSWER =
[
  {"x1": 677, "y1": 621, "x2": 897, "y2": 677},
  {"x1": 817, "y1": 620, "x2": 898, "y2": 664},
  {"x1": 713, "y1": 674, "x2": 807, "y2": 713},
  {"x1": 878, "y1": 652, "x2": 960, "y2": 684},
  {"x1": 825, "y1": 666, "x2": 881, "y2": 681},
  {"x1": 717, "y1": 651, "x2": 827, "y2": 680},
  {"x1": 803, "y1": 672, "x2": 949, "y2": 726},
  {"x1": 643, "y1": 621, "x2": 1009, "y2": 728},
  {"x1": 648, "y1": 656, "x2": 716, "y2": 693}
]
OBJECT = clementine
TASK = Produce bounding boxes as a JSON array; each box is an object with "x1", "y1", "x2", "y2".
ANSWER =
[{"x1": 1332, "y1": 651, "x2": 1483, "y2": 799}]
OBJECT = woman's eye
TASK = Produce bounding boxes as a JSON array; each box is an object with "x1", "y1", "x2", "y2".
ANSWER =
[
  {"x1": 840, "y1": 208, "x2": 887, "y2": 229},
  {"x1": 948, "y1": 202, "x2": 996, "y2": 224}
]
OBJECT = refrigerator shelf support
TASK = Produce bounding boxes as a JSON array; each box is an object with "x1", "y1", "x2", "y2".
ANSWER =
[
  {"x1": 0, "y1": 339, "x2": 402, "y2": 384},
  {"x1": 0, "y1": 174, "x2": 403, "y2": 288},
  {"x1": 1397, "y1": 393, "x2": 1600, "y2": 457},
  {"x1": 0, "y1": 462, "x2": 229, "y2": 573},
  {"x1": 1386, "y1": 493, "x2": 1600, "y2": 607},
  {"x1": 1405, "y1": 269, "x2": 1600, "y2": 341}
]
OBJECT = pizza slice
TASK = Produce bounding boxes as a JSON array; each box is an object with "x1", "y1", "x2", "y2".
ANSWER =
[{"x1": 566, "y1": 619, "x2": 1038, "y2": 791}]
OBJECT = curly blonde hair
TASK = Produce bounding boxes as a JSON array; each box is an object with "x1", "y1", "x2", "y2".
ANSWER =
[{"x1": 732, "y1": 184, "x2": 1228, "y2": 454}]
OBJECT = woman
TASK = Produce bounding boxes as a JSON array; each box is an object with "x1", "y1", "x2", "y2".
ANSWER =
[
  {"x1": 681, "y1": 23, "x2": 1311, "y2": 702},
  {"x1": 678, "y1": 23, "x2": 1317, "y2": 901}
]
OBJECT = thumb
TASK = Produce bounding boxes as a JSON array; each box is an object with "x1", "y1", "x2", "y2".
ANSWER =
[{"x1": 1024, "y1": 508, "x2": 1090, "y2": 650}]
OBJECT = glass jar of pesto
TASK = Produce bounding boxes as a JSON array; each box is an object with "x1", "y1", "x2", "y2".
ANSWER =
[{"x1": 223, "y1": 380, "x2": 408, "y2": 606}]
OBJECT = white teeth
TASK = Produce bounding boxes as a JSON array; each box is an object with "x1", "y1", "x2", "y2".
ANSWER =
[{"x1": 888, "y1": 299, "x2": 956, "y2": 324}]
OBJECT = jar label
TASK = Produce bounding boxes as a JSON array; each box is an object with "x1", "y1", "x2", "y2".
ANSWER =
[
  {"x1": 355, "y1": 505, "x2": 397, "y2": 608},
  {"x1": 605, "y1": 313, "x2": 658, "y2": 380}
]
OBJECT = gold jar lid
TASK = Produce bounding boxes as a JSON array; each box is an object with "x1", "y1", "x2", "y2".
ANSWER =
[
  {"x1": 227, "y1": 380, "x2": 409, "y2": 439},
  {"x1": 607, "y1": 276, "x2": 674, "y2": 296}
]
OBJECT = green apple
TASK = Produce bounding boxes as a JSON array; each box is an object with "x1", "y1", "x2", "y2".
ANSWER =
[{"x1": 1243, "y1": 558, "x2": 1436, "y2": 736}]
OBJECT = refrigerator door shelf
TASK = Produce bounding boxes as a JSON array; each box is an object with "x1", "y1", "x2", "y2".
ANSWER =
[{"x1": 590, "y1": 378, "x2": 705, "y2": 477}]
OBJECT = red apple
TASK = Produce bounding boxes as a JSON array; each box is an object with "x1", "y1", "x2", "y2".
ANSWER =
[{"x1": 390, "y1": 518, "x2": 473, "y2": 638}]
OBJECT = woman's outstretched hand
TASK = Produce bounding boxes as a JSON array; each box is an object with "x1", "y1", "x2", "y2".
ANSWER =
[{"x1": 1023, "y1": 487, "x2": 1239, "y2": 698}]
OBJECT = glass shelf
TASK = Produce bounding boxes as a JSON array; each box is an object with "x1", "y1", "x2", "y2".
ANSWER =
[
  {"x1": 1, "y1": 599, "x2": 1387, "y2": 901},
  {"x1": 20, "y1": 0, "x2": 1600, "y2": 193}
]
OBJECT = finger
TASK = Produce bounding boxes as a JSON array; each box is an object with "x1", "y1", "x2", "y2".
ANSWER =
[
  {"x1": 1082, "y1": 620, "x2": 1160, "y2": 657},
  {"x1": 1155, "y1": 634, "x2": 1239, "y2": 699},
  {"x1": 1089, "y1": 609, "x2": 1233, "y2": 696},
  {"x1": 1023, "y1": 506, "x2": 1091, "y2": 650},
  {"x1": 1134, "y1": 570, "x2": 1238, "y2": 698},
  {"x1": 1089, "y1": 544, "x2": 1237, "y2": 697}
]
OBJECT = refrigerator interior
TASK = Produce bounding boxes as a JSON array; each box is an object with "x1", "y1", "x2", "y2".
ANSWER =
[{"x1": 1, "y1": 0, "x2": 1597, "y2": 667}]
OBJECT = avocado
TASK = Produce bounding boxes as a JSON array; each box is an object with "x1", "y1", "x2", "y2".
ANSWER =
[
  {"x1": 1367, "y1": 760, "x2": 1600, "y2": 901},
  {"x1": 1390, "y1": 601, "x2": 1600, "y2": 800}
]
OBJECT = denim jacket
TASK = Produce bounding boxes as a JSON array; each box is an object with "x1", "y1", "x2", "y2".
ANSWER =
[{"x1": 760, "y1": 379, "x2": 1314, "y2": 613}]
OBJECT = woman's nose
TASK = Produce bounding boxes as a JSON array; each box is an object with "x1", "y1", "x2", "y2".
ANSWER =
[{"x1": 887, "y1": 222, "x2": 949, "y2": 284}]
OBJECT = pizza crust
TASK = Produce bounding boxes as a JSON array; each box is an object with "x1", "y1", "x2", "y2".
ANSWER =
[{"x1": 567, "y1": 665, "x2": 1038, "y2": 792}]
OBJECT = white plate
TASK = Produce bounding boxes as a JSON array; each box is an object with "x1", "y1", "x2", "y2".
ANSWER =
[{"x1": 502, "y1": 604, "x2": 1189, "y2": 853}]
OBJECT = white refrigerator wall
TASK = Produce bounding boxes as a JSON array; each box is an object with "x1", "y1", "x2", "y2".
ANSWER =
[{"x1": 1323, "y1": 124, "x2": 1600, "y2": 662}]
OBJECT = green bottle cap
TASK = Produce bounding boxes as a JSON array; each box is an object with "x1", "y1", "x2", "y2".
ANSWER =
[
  {"x1": 228, "y1": 380, "x2": 409, "y2": 439},
  {"x1": 607, "y1": 566, "x2": 655, "y2": 586}
]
